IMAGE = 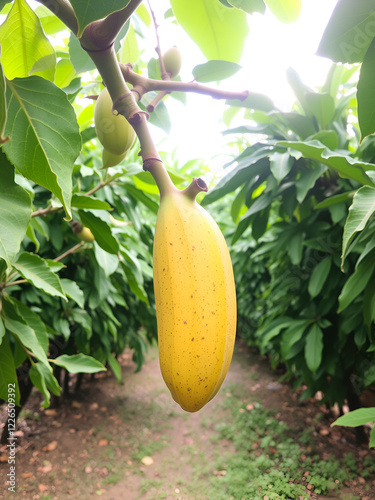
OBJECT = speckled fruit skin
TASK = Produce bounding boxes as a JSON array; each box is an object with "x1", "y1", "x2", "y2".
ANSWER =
[
  {"x1": 153, "y1": 190, "x2": 237, "y2": 412},
  {"x1": 162, "y1": 46, "x2": 182, "y2": 78},
  {"x1": 94, "y1": 87, "x2": 136, "y2": 156}
]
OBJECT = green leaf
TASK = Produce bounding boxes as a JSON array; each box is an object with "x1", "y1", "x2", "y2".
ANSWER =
[
  {"x1": 277, "y1": 140, "x2": 375, "y2": 187},
  {"x1": 79, "y1": 210, "x2": 119, "y2": 254},
  {"x1": 357, "y1": 38, "x2": 375, "y2": 141},
  {"x1": 338, "y1": 251, "x2": 375, "y2": 312},
  {"x1": 69, "y1": 0, "x2": 129, "y2": 37},
  {"x1": 317, "y1": 0, "x2": 375, "y2": 63},
  {"x1": 107, "y1": 353, "x2": 122, "y2": 383},
  {"x1": 8, "y1": 297, "x2": 49, "y2": 354},
  {"x1": 0, "y1": 154, "x2": 32, "y2": 266},
  {"x1": 3, "y1": 301, "x2": 50, "y2": 369},
  {"x1": 305, "y1": 93, "x2": 335, "y2": 129},
  {"x1": 60, "y1": 278, "x2": 84, "y2": 308},
  {"x1": 263, "y1": 0, "x2": 301, "y2": 23},
  {"x1": 281, "y1": 319, "x2": 311, "y2": 359},
  {"x1": 124, "y1": 183, "x2": 159, "y2": 214},
  {"x1": 232, "y1": 191, "x2": 273, "y2": 244},
  {"x1": 12, "y1": 252, "x2": 66, "y2": 299},
  {"x1": 192, "y1": 60, "x2": 242, "y2": 83},
  {"x1": 226, "y1": 92, "x2": 275, "y2": 112},
  {"x1": 2, "y1": 76, "x2": 82, "y2": 219},
  {"x1": 51, "y1": 353, "x2": 106, "y2": 374},
  {"x1": 0, "y1": 53, "x2": 7, "y2": 142},
  {"x1": 0, "y1": 335, "x2": 20, "y2": 405},
  {"x1": 140, "y1": 92, "x2": 171, "y2": 133},
  {"x1": 341, "y1": 186, "x2": 375, "y2": 265},
  {"x1": 228, "y1": 0, "x2": 266, "y2": 15},
  {"x1": 202, "y1": 147, "x2": 272, "y2": 205},
  {"x1": 0, "y1": 318, "x2": 4, "y2": 345},
  {"x1": 68, "y1": 33, "x2": 96, "y2": 74},
  {"x1": 35, "y1": 5, "x2": 67, "y2": 35},
  {"x1": 304, "y1": 323, "x2": 323, "y2": 373},
  {"x1": 119, "y1": 23, "x2": 139, "y2": 64},
  {"x1": 259, "y1": 317, "x2": 294, "y2": 348},
  {"x1": 308, "y1": 257, "x2": 332, "y2": 298},
  {"x1": 333, "y1": 408, "x2": 375, "y2": 427},
  {"x1": 170, "y1": 0, "x2": 248, "y2": 62},
  {"x1": 0, "y1": 0, "x2": 56, "y2": 80},
  {"x1": 93, "y1": 243, "x2": 119, "y2": 277},
  {"x1": 120, "y1": 249, "x2": 149, "y2": 305},
  {"x1": 287, "y1": 231, "x2": 303, "y2": 265},
  {"x1": 71, "y1": 194, "x2": 111, "y2": 210},
  {"x1": 295, "y1": 164, "x2": 326, "y2": 203},
  {"x1": 269, "y1": 152, "x2": 293, "y2": 183},
  {"x1": 29, "y1": 363, "x2": 61, "y2": 408}
]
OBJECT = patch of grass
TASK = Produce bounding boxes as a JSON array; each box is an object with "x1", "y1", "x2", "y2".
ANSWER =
[{"x1": 193, "y1": 391, "x2": 375, "y2": 499}]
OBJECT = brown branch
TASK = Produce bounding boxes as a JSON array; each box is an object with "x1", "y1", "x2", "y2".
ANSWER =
[
  {"x1": 5, "y1": 279, "x2": 28, "y2": 288},
  {"x1": 54, "y1": 242, "x2": 85, "y2": 262},
  {"x1": 31, "y1": 205, "x2": 63, "y2": 218},
  {"x1": 120, "y1": 64, "x2": 249, "y2": 103}
]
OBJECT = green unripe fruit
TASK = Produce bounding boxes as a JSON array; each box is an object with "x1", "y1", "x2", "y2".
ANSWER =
[
  {"x1": 94, "y1": 87, "x2": 136, "y2": 156},
  {"x1": 102, "y1": 148, "x2": 128, "y2": 169},
  {"x1": 162, "y1": 46, "x2": 182, "y2": 78}
]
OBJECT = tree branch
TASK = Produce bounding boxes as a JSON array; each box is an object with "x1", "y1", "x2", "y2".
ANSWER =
[
  {"x1": 80, "y1": 0, "x2": 144, "y2": 51},
  {"x1": 54, "y1": 242, "x2": 85, "y2": 262},
  {"x1": 120, "y1": 64, "x2": 249, "y2": 103}
]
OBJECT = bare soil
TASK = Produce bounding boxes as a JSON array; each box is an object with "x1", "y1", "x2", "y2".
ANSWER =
[{"x1": 1, "y1": 341, "x2": 375, "y2": 500}]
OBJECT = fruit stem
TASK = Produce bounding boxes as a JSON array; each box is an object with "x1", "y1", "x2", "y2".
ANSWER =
[{"x1": 182, "y1": 178, "x2": 208, "y2": 201}]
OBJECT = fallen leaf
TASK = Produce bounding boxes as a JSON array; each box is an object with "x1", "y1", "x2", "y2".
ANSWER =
[
  {"x1": 85, "y1": 466, "x2": 92, "y2": 474},
  {"x1": 38, "y1": 484, "x2": 48, "y2": 492},
  {"x1": 72, "y1": 401, "x2": 82, "y2": 409},
  {"x1": 43, "y1": 441, "x2": 58, "y2": 452},
  {"x1": 21, "y1": 472, "x2": 34, "y2": 478},
  {"x1": 141, "y1": 456, "x2": 153, "y2": 466},
  {"x1": 44, "y1": 409, "x2": 57, "y2": 416},
  {"x1": 98, "y1": 439, "x2": 108, "y2": 447},
  {"x1": 90, "y1": 402, "x2": 99, "y2": 411},
  {"x1": 246, "y1": 404, "x2": 254, "y2": 411}
]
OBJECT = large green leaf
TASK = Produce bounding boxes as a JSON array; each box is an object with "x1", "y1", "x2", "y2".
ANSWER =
[
  {"x1": 29, "y1": 362, "x2": 61, "y2": 408},
  {"x1": 35, "y1": 5, "x2": 67, "y2": 35},
  {"x1": 228, "y1": 0, "x2": 265, "y2": 14},
  {"x1": 304, "y1": 323, "x2": 323, "y2": 373},
  {"x1": 0, "y1": 335, "x2": 20, "y2": 405},
  {"x1": 71, "y1": 194, "x2": 111, "y2": 210},
  {"x1": 192, "y1": 60, "x2": 242, "y2": 83},
  {"x1": 277, "y1": 140, "x2": 375, "y2": 186},
  {"x1": 12, "y1": 252, "x2": 66, "y2": 299},
  {"x1": 226, "y1": 92, "x2": 275, "y2": 112},
  {"x1": 202, "y1": 147, "x2": 272, "y2": 205},
  {"x1": 295, "y1": 163, "x2": 326, "y2": 203},
  {"x1": 232, "y1": 191, "x2": 273, "y2": 244},
  {"x1": 305, "y1": 93, "x2": 335, "y2": 129},
  {"x1": 170, "y1": 0, "x2": 248, "y2": 63},
  {"x1": 51, "y1": 353, "x2": 106, "y2": 374},
  {"x1": 308, "y1": 256, "x2": 332, "y2": 299},
  {"x1": 9, "y1": 297, "x2": 49, "y2": 354},
  {"x1": 120, "y1": 250, "x2": 149, "y2": 305},
  {"x1": 341, "y1": 186, "x2": 375, "y2": 265},
  {"x1": 2, "y1": 76, "x2": 81, "y2": 219},
  {"x1": 0, "y1": 54, "x2": 7, "y2": 142},
  {"x1": 0, "y1": 155, "x2": 32, "y2": 266},
  {"x1": 269, "y1": 152, "x2": 293, "y2": 183},
  {"x1": 79, "y1": 210, "x2": 119, "y2": 254},
  {"x1": 317, "y1": 0, "x2": 375, "y2": 63},
  {"x1": 338, "y1": 250, "x2": 375, "y2": 312},
  {"x1": 3, "y1": 300, "x2": 50, "y2": 368},
  {"x1": 357, "y1": 38, "x2": 375, "y2": 141},
  {"x1": 60, "y1": 278, "x2": 85, "y2": 308},
  {"x1": 0, "y1": 0, "x2": 56, "y2": 81},
  {"x1": 263, "y1": 0, "x2": 300, "y2": 23},
  {"x1": 70, "y1": 0, "x2": 130, "y2": 37},
  {"x1": 333, "y1": 407, "x2": 375, "y2": 427}
]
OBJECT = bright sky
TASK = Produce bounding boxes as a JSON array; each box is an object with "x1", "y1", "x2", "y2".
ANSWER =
[{"x1": 150, "y1": 0, "x2": 340, "y2": 174}]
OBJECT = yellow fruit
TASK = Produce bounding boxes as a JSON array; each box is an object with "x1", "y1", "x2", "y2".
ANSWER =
[
  {"x1": 153, "y1": 181, "x2": 237, "y2": 412},
  {"x1": 71, "y1": 221, "x2": 95, "y2": 242},
  {"x1": 94, "y1": 87, "x2": 136, "y2": 156},
  {"x1": 162, "y1": 46, "x2": 182, "y2": 78},
  {"x1": 77, "y1": 227, "x2": 95, "y2": 242}
]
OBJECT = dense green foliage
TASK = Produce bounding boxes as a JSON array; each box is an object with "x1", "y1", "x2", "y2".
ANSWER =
[{"x1": 1, "y1": 0, "x2": 375, "y2": 448}]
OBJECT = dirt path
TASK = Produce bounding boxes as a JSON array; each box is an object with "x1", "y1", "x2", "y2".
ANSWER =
[{"x1": 1, "y1": 341, "x2": 375, "y2": 499}]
